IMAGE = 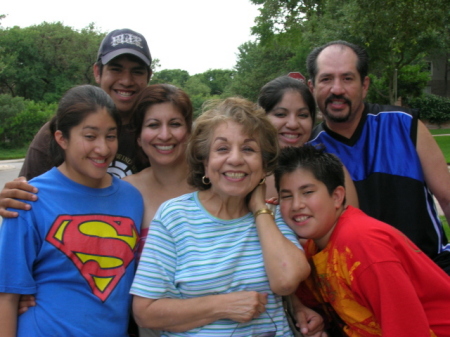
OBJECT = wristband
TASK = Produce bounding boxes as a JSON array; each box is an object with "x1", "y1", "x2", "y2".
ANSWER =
[{"x1": 254, "y1": 208, "x2": 274, "y2": 218}]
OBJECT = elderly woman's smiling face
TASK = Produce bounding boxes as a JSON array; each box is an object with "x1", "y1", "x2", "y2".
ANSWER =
[{"x1": 204, "y1": 120, "x2": 266, "y2": 199}]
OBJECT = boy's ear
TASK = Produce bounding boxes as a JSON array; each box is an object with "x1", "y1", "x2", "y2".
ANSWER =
[
  {"x1": 332, "y1": 186, "x2": 346, "y2": 209},
  {"x1": 93, "y1": 63, "x2": 101, "y2": 84},
  {"x1": 54, "y1": 130, "x2": 68, "y2": 150}
]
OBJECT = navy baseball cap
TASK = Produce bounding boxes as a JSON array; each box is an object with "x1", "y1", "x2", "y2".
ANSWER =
[{"x1": 97, "y1": 28, "x2": 152, "y2": 66}]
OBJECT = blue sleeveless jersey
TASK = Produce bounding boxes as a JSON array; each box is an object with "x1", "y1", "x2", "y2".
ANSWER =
[{"x1": 309, "y1": 103, "x2": 450, "y2": 258}]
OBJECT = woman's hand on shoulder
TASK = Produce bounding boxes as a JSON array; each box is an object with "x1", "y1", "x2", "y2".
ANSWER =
[{"x1": 0, "y1": 177, "x2": 38, "y2": 218}]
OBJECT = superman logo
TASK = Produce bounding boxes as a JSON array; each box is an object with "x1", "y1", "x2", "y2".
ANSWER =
[{"x1": 46, "y1": 214, "x2": 139, "y2": 302}]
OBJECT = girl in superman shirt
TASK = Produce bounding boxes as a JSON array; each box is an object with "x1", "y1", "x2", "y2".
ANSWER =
[{"x1": 0, "y1": 85, "x2": 143, "y2": 337}]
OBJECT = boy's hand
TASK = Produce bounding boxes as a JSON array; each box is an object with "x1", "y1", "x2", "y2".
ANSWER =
[
  {"x1": 265, "y1": 197, "x2": 279, "y2": 205},
  {"x1": 296, "y1": 305, "x2": 327, "y2": 337},
  {"x1": 18, "y1": 295, "x2": 36, "y2": 315},
  {"x1": 0, "y1": 177, "x2": 38, "y2": 218}
]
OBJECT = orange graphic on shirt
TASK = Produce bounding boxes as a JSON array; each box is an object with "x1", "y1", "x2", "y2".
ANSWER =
[{"x1": 305, "y1": 243, "x2": 381, "y2": 336}]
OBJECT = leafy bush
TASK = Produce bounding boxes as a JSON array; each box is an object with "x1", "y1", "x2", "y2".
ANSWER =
[
  {"x1": 409, "y1": 94, "x2": 450, "y2": 125},
  {"x1": 0, "y1": 94, "x2": 27, "y2": 144},
  {"x1": 0, "y1": 94, "x2": 56, "y2": 148}
]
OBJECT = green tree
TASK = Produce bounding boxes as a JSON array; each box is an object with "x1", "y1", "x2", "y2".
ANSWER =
[
  {"x1": 409, "y1": 94, "x2": 450, "y2": 125},
  {"x1": 0, "y1": 94, "x2": 55, "y2": 148},
  {"x1": 196, "y1": 69, "x2": 234, "y2": 96},
  {"x1": 0, "y1": 94, "x2": 26, "y2": 143},
  {"x1": 150, "y1": 69, "x2": 190, "y2": 87},
  {"x1": 150, "y1": 58, "x2": 161, "y2": 74},
  {"x1": 148, "y1": 68, "x2": 235, "y2": 117},
  {"x1": 368, "y1": 64, "x2": 431, "y2": 105},
  {"x1": 8, "y1": 100, "x2": 56, "y2": 147},
  {"x1": 0, "y1": 22, "x2": 104, "y2": 103},
  {"x1": 227, "y1": 41, "x2": 303, "y2": 101},
  {"x1": 250, "y1": 0, "x2": 450, "y2": 104},
  {"x1": 183, "y1": 76, "x2": 211, "y2": 117}
]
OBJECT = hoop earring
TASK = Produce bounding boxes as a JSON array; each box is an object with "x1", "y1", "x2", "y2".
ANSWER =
[
  {"x1": 259, "y1": 177, "x2": 266, "y2": 185},
  {"x1": 202, "y1": 176, "x2": 211, "y2": 185}
]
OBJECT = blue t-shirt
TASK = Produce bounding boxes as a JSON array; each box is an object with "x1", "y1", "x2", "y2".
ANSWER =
[{"x1": 0, "y1": 167, "x2": 143, "y2": 337}]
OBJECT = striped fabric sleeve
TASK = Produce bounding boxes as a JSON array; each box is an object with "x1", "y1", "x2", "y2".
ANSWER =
[{"x1": 130, "y1": 218, "x2": 180, "y2": 299}]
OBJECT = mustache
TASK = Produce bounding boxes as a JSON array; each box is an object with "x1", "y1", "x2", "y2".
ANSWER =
[{"x1": 325, "y1": 94, "x2": 351, "y2": 106}]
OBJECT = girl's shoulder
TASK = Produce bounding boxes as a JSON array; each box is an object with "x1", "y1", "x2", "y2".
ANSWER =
[
  {"x1": 28, "y1": 167, "x2": 63, "y2": 193},
  {"x1": 113, "y1": 176, "x2": 144, "y2": 204}
]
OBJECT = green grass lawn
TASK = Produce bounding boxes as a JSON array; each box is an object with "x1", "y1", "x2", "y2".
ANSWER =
[
  {"x1": 434, "y1": 137, "x2": 450, "y2": 163},
  {"x1": 440, "y1": 216, "x2": 450, "y2": 238},
  {"x1": 429, "y1": 128, "x2": 450, "y2": 136},
  {"x1": 432, "y1": 130, "x2": 450, "y2": 235},
  {"x1": 0, "y1": 146, "x2": 28, "y2": 160},
  {"x1": 430, "y1": 128, "x2": 450, "y2": 163}
]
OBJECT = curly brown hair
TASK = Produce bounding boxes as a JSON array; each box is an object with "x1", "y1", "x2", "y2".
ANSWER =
[{"x1": 187, "y1": 97, "x2": 279, "y2": 191}]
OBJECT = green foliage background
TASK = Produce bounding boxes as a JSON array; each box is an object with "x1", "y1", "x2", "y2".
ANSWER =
[
  {"x1": 0, "y1": 22, "x2": 103, "y2": 102},
  {"x1": 0, "y1": 94, "x2": 56, "y2": 148},
  {"x1": 1, "y1": 1, "x2": 450, "y2": 153},
  {"x1": 409, "y1": 95, "x2": 450, "y2": 126}
]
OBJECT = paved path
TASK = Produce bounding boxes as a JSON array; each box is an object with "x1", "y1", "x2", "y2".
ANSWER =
[
  {"x1": 0, "y1": 158, "x2": 24, "y2": 186},
  {"x1": 0, "y1": 159, "x2": 24, "y2": 225}
]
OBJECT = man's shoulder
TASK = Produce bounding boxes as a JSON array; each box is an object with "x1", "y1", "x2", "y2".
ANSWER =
[
  {"x1": 310, "y1": 122, "x2": 326, "y2": 139},
  {"x1": 34, "y1": 121, "x2": 52, "y2": 138},
  {"x1": 366, "y1": 103, "x2": 415, "y2": 116}
]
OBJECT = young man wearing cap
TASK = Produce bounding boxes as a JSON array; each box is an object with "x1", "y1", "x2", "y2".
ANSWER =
[
  {"x1": 21, "y1": 29, "x2": 152, "y2": 180},
  {"x1": 92, "y1": 28, "x2": 152, "y2": 177},
  {"x1": 0, "y1": 28, "x2": 152, "y2": 217}
]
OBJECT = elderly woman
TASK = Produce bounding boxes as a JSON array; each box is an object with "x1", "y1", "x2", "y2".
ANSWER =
[{"x1": 130, "y1": 97, "x2": 310, "y2": 336}]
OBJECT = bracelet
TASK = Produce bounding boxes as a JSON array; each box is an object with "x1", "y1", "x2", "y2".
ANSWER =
[{"x1": 254, "y1": 208, "x2": 274, "y2": 218}]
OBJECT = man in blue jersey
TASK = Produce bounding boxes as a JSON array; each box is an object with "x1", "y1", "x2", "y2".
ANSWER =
[{"x1": 306, "y1": 40, "x2": 450, "y2": 274}]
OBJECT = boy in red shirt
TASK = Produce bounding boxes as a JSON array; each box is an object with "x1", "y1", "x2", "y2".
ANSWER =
[{"x1": 275, "y1": 145, "x2": 450, "y2": 337}]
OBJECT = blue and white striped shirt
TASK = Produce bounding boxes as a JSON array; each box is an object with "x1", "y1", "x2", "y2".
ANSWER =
[{"x1": 131, "y1": 191, "x2": 301, "y2": 336}]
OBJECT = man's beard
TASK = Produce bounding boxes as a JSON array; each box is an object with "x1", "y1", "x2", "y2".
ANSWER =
[{"x1": 323, "y1": 94, "x2": 352, "y2": 123}]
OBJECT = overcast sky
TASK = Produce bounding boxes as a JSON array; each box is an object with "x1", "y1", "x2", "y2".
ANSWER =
[{"x1": 2, "y1": 0, "x2": 260, "y2": 75}]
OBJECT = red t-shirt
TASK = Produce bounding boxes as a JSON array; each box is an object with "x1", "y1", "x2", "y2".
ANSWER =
[{"x1": 297, "y1": 206, "x2": 450, "y2": 337}]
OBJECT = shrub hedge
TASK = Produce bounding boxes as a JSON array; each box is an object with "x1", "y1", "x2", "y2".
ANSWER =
[
  {"x1": 409, "y1": 94, "x2": 450, "y2": 126},
  {"x1": 0, "y1": 94, "x2": 56, "y2": 149}
]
